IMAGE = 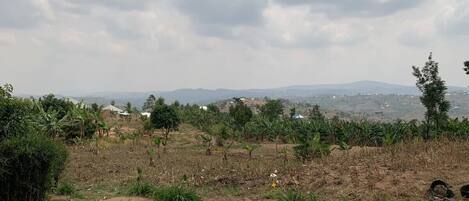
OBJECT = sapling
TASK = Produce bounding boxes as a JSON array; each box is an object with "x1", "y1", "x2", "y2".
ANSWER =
[
  {"x1": 199, "y1": 134, "x2": 213, "y2": 155},
  {"x1": 222, "y1": 141, "x2": 234, "y2": 161},
  {"x1": 146, "y1": 147, "x2": 155, "y2": 166},
  {"x1": 153, "y1": 137, "x2": 162, "y2": 158},
  {"x1": 242, "y1": 143, "x2": 259, "y2": 159}
]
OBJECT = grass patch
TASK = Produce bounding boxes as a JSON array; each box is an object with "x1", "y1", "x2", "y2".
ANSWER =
[
  {"x1": 126, "y1": 182, "x2": 201, "y2": 201},
  {"x1": 276, "y1": 189, "x2": 319, "y2": 201},
  {"x1": 153, "y1": 186, "x2": 201, "y2": 201}
]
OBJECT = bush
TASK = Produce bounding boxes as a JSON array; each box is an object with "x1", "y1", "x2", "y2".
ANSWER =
[
  {"x1": 127, "y1": 181, "x2": 157, "y2": 197},
  {"x1": 0, "y1": 97, "x2": 33, "y2": 140},
  {"x1": 0, "y1": 134, "x2": 68, "y2": 201},
  {"x1": 277, "y1": 189, "x2": 319, "y2": 201},
  {"x1": 55, "y1": 182, "x2": 75, "y2": 196},
  {"x1": 153, "y1": 186, "x2": 201, "y2": 201},
  {"x1": 294, "y1": 132, "x2": 330, "y2": 161}
]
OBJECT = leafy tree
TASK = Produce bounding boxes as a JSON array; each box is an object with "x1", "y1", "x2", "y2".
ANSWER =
[
  {"x1": 142, "y1": 94, "x2": 156, "y2": 111},
  {"x1": 229, "y1": 98, "x2": 253, "y2": 132},
  {"x1": 412, "y1": 53, "x2": 450, "y2": 139},
  {"x1": 150, "y1": 102, "x2": 181, "y2": 142},
  {"x1": 207, "y1": 104, "x2": 220, "y2": 113},
  {"x1": 259, "y1": 99, "x2": 284, "y2": 121},
  {"x1": 309, "y1": 105, "x2": 324, "y2": 121},
  {"x1": 111, "y1": 100, "x2": 116, "y2": 106},
  {"x1": 38, "y1": 94, "x2": 74, "y2": 120},
  {"x1": 462, "y1": 60, "x2": 469, "y2": 75},
  {"x1": 156, "y1": 97, "x2": 165, "y2": 106},
  {"x1": 0, "y1": 83, "x2": 13, "y2": 98}
]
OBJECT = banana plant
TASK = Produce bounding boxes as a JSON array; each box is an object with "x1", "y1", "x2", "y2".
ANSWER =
[{"x1": 242, "y1": 143, "x2": 260, "y2": 159}]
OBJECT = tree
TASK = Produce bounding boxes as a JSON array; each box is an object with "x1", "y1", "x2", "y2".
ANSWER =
[
  {"x1": 111, "y1": 100, "x2": 116, "y2": 106},
  {"x1": 150, "y1": 102, "x2": 181, "y2": 142},
  {"x1": 309, "y1": 105, "x2": 324, "y2": 121},
  {"x1": 126, "y1": 102, "x2": 133, "y2": 113},
  {"x1": 412, "y1": 53, "x2": 450, "y2": 139},
  {"x1": 259, "y1": 99, "x2": 284, "y2": 121},
  {"x1": 289, "y1": 107, "x2": 296, "y2": 119},
  {"x1": 142, "y1": 95, "x2": 156, "y2": 111},
  {"x1": 229, "y1": 98, "x2": 253, "y2": 132},
  {"x1": 0, "y1": 83, "x2": 13, "y2": 98},
  {"x1": 464, "y1": 61, "x2": 469, "y2": 75},
  {"x1": 38, "y1": 94, "x2": 74, "y2": 120}
]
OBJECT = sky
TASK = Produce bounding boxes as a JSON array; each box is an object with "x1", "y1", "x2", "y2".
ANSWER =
[{"x1": 1, "y1": 0, "x2": 468, "y2": 95}]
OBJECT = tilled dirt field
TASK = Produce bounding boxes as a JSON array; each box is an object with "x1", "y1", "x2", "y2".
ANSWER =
[{"x1": 58, "y1": 127, "x2": 469, "y2": 201}]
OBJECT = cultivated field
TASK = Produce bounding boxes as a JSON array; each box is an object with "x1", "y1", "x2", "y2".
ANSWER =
[{"x1": 53, "y1": 124, "x2": 469, "y2": 201}]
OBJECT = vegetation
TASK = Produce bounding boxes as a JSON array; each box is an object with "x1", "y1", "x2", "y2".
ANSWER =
[
  {"x1": 412, "y1": 53, "x2": 450, "y2": 139},
  {"x1": 276, "y1": 189, "x2": 319, "y2": 201},
  {"x1": 150, "y1": 98, "x2": 181, "y2": 142},
  {"x1": 464, "y1": 60, "x2": 469, "y2": 75}
]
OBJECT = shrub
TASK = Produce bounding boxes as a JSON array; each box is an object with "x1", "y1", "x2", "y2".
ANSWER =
[
  {"x1": 277, "y1": 189, "x2": 319, "y2": 201},
  {"x1": 153, "y1": 186, "x2": 202, "y2": 201},
  {"x1": 294, "y1": 132, "x2": 330, "y2": 161},
  {"x1": 55, "y1": 182, "x2": 75, "y2": 196},
  {"x1": 0, "y1": 134, "x2": 68, "y2": 201},
  {"x1": 127, "y1": 181, "x2": 157, "y2": 197}
]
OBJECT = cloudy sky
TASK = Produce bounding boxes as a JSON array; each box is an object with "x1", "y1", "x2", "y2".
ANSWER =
[{"x1": 1, "y1": 0, "x2": 468, "y2": 94}]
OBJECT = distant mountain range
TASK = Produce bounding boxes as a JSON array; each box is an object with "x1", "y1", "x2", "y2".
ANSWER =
[{"x1": 54, "y1": 80, "x2": 467, "y2": 107}]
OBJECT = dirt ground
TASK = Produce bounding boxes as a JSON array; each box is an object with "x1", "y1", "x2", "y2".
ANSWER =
[{"x1": 57, "y1": 125, "x2": 469, "y2": 201}]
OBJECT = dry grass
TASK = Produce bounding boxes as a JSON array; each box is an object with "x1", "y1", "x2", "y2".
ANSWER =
[{"x1": 59, "y1": 125, "x2": 469, "y2": 201}]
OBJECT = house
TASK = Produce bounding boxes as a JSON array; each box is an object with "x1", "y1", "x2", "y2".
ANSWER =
[
  {"x1": 103, "y1": 105, "x2": 124, "y2": 113},
  {"x1": 141, "y1": 112, "x2": 151, "y2": 118},
  {"x1": 292, "y1": 114, "x2": 305, "y2": 119},
  {"x1": 199, "y1": 106, "x2": 208, "y2": 111}
]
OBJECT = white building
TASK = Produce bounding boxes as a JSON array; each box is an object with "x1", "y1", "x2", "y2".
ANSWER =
[{"x1": 103, "y1": 105, "x2": 124, "y2": 113}]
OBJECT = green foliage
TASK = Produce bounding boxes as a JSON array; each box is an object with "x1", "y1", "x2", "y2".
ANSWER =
[
  {"x1": 229, "y1": 98, "x2": 253, "y2": 131},
  {"x1": 242, "y1": 143, "x2": 260, "y2": 158},
  {"x1": 259, "y1": 99, "x2": 284, "y2": 121},
  {"x1": 294, "y1": 132, "x2": 330, "y2": 161},
  {"x1": 276, "y1": 189, "x2": 319, "y2": 201},
  {"x1": 412, "y1": 53, "x2": 450, "y2": 139},
  {"x1": 38, "y1": 94, "x2": 74, "y2": 120},
  {"x1": 55, "y1": 182, "x2": 76, "y2": 196},
  {"x1": 143, "y1": 94, "x2": 157, "y2": 111},
  {"x1": 309, "y1": 105, "x2": 324, "y2": 121},
  {"x1": 128, "y1": 181, "x2": 157, "y2": 197},
  {"x1": 153, "y1": 186, "x2": 202, "y2": 201},
  {"x1": 0, "y1": 95, "x2": 34, "y2": 140},
  {"x1": 150, "y1": 101, "x2": 181, "y2": 138},
  {"x1": 0, "y1": 134, "x2": 68, "y2": 201},
  {"x1": 126, "y1": 102, "x2": 133, "y2": 113}
]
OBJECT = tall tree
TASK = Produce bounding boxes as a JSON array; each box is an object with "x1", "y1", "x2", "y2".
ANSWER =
[
  {"x1": 412, "y1": 53, "x2": 450, "y2": 139},
  {"x1": 259, "y1": 99, "x2": 284, "y2": 121},
  {"x1": 126, "y1": 102, "x2": 132, "y2": 113},
  {"x1": 229, "y1": 98, "x2": 253, "y2": 132},
  {"x1": 464, "y1": 61, "x2": 469, "y2": 75},
  {"x1": 142, "y1": 94, "x2": 156, "y2": 111}
]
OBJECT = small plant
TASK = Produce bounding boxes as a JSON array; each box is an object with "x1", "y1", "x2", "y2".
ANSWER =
[
  {"x1": 153, "y1": 137, "x2": 162, "y2": 158},
  {"x1": 294, "y1": 132, "x2": 330, "y2": 162},
  {"x1": 279, "y1": 146, "x2": 289, "y2": 163},
  {"x1": 242, "y1": 143, "x2": 259, "y2": 159},
  {"x1": 54, "y1": 182, "x2": 75, "y2": 196},
  {"x1": 153, "y1": 186, "x2": 202, "y2": 201},
  {"x1": 128, "y1": 181, "x2": 157, "y2": 197},
  {"x1": 198, "y1": 134, "x2": 213, "y2": 155},
  {"x1": 277, "y1": 189, "x2": 319, "y2": 201},
  {"x1": 222, "y1": 141, "x2": 234, "y2": 161},
  {"x1": 146, "y1": 147, "x2": 155, "y2": 166}
]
